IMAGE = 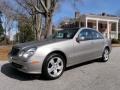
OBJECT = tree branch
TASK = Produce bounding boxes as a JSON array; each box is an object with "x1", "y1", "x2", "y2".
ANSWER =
[
  {"x1": 34, "y1": 6, "x2": 45, "y2": 14},
  {"x1": 39, "y1": 0, "x2": 48, "y2": 13}
]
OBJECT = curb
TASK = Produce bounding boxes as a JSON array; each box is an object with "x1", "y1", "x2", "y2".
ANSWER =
[{"x1": 112, "y1": 44, "x2": 120, "y2": 47}]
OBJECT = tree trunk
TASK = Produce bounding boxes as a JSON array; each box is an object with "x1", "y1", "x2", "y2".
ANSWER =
[
  {"x1": 32, "y1": 13, "x2": 42, "y2": 41},
  {"x1": 4, "y1": 28, "x2": 7, "y2": 45},
  {"x1": 36, "y1": 14, "x2": 42, "y2": 40},
  {"x1": 32, "y1": 14, "x2": 37, "y2": 40},
  {"x1": 45, "y1": 14, "x2": 52, "y2": 38},
  {"x1": 8, "y1": 29, "x2": 11, "y2": 44}
]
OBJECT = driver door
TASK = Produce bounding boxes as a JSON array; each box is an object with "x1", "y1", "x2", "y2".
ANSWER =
[{"x1": 71, "y1": 29, "x2": 95, "y2": 65}]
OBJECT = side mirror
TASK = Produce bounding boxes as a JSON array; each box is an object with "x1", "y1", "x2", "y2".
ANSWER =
[{"x1": 76, "y1": 36, "x2": 85, "y2": 43}]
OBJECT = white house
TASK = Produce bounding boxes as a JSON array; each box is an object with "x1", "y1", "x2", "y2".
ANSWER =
[{"x1": 61, "y1": 12, "x2": 120, "y2": 39}]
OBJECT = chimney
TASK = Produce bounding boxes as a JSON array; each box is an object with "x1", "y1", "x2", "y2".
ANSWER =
[
  {"x1": 75, "y1": 12, "x2": 80, "y2": 18},
  {"x1": 102, "y1": 12, "x2": 106, "y2": 16}
]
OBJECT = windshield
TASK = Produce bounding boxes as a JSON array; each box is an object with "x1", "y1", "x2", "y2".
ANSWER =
[{"x1": 52, "y1": 28, "x2": 79, "y2": 39}]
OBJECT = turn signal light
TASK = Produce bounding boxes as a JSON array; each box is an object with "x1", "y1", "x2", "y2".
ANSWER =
[{"x1": 31, "y1": 61, "x2": 40, "y2": 64}]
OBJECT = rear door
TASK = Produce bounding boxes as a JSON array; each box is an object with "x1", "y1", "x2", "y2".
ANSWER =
[{"x1": 91, "y1": 30, "x2": 105, "y2": 58}]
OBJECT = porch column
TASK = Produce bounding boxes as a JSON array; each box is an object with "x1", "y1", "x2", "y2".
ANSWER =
[
  {"x1": 96, "y1": 20, "x2": 98, "y2": 31},
  {"x1": 86, "y1": 18, "x2": 88, "y2": 28},
  {"x1": 107, "y1": 21, "x2": 110, "y2": 39},
  {"x1": 116, "y1": 21, "x2": 119, "y2": 39}
]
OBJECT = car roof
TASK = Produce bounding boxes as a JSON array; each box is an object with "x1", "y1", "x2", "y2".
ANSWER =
[
  {"x1": 62, "y1": 27, "x2": 97, "y2": 31},
  {"x1": 62, "y1": 27, "x2": 80, "y2": 30}
]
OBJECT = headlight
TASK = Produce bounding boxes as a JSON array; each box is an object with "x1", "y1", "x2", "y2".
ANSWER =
[
  {"x1": 19, "y1": 47, "x2": 37, "y2": 58},
  {"x1": 19, "y1": 51, "x2": 25, "y2": 57}
]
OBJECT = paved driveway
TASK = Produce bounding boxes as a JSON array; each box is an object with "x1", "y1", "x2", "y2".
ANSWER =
[{"x1": 0, "y1": 47, "x2": 120, "y2": 90}]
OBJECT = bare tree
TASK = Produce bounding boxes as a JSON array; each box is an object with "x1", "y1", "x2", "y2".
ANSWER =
[
  {"x1": 0, "y1": 0, "x2": 16, "y2": 44},
  {"x1": 2, "y1": 15, "x2": 14, "y2": 43},
  {"x1": 0, "y1": 0, "x2": 82, "y2": 41},
  {"x1": 14, "y1": 0, "x2": 83, "y2": 39},
  {"x1": 35, "y1": 0, "x2": 83, "y2": 38},
  {"x1": 14, "y1": 0, "x2": 43, "y2": 40}
]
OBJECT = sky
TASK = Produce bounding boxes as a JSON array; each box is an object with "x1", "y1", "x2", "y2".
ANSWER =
[{"x1": 53, "y1": 0, "x2": 120, "y2": 25}]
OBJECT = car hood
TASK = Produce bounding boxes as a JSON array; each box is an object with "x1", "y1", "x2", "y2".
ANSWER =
[{"x1": 15, "y1": 39, "x2": 68, "y2": 50}]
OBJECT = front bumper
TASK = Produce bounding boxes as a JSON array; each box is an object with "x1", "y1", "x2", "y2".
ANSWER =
[{"x1": 9, "y1": 56, "x2": 42, "y2": 74}]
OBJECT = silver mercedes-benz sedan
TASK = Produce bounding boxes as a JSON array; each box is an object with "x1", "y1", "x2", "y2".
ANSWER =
[{"x1": 9, "y1": 28, "x2": 111, "y2": 79}]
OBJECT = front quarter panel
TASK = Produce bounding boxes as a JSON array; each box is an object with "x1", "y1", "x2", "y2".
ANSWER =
[{"x1": 30, "y1": 39, "x2": 74, "y2": 72}]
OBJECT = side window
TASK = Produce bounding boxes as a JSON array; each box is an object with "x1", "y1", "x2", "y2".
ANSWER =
[
  {"x1": 79, "y1": 29, "x2": 93, "y2": 40},
  {"x1": 92, "y1": 30, "x2": 104, "y2": 40}
]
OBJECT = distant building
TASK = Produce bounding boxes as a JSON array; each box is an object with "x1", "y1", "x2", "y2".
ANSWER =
[{"x1": 60, "y1": 12, "x2": 120, "y2": 39}]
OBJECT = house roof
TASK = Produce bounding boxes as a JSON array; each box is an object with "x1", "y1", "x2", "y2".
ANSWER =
[{"x1": 84, "y1": 14, "x2": 119, "y2": 21}]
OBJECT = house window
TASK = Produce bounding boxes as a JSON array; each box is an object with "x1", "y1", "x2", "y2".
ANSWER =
[{"x1": 81, "y1": 22, "x2": 84, "y2": 27}]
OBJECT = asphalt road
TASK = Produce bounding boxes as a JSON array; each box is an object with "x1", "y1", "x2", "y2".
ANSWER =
[{"x1": 0, "y1": 47, "x2": 120, "y2": 90}]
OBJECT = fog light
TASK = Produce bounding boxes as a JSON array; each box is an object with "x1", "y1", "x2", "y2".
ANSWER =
[{"x1": 22, "y1": 66, "x2": 28, "y2": 70}]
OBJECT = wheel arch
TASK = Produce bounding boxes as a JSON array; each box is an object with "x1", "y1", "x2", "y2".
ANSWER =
[
  {"x1": 42, "y1": 50, "x2": 67, "y2": 72},
  {"x1": 104, "y1": 46, "x2": 110, "y2": 53}
]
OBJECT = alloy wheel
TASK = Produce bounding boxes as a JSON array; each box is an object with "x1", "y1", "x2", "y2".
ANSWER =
[
  {"x1": 47, "y1": 57, "x2": 64, "y2": 77},
  {"x1": 103, "y1": 49, "x2": 109, "y2": 61}
]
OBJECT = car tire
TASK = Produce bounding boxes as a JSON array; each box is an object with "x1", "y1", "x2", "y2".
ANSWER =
[
  {"x1": 42, "y1": 53, "x2": 65, "y2": 80},
  {"x1": 101, "y1": 48, "x2": 109, "y2": 62}
]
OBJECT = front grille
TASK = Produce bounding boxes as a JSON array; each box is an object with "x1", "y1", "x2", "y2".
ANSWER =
[
  {"x1": 12, "y1": 62, "x2": 23, "y2": 69},
  {"x1": 10, "y1": 47, "x2": 20, "y2": 56}
]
